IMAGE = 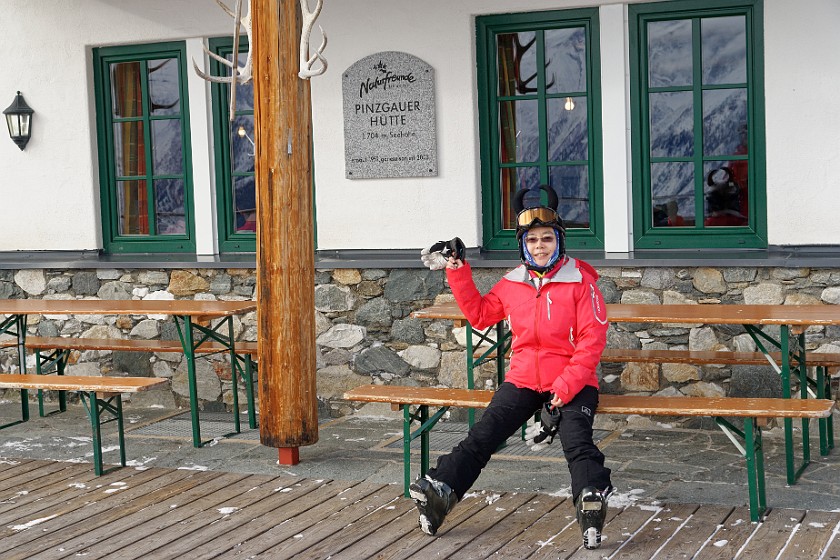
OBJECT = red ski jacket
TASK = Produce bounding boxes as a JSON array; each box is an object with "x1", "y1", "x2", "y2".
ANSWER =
[{"x1": 446, "y1": 257, "x2": 608, "y2": 403}]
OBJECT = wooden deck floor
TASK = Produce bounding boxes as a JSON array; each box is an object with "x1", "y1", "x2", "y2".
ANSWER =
[{"x1": 1, "y1": 459, "x2": 840, "y2": 559}]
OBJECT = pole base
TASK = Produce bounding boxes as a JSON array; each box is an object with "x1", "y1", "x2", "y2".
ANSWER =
[{"x1": 278, "y1": 446, "x2": 300, "y2": 465}]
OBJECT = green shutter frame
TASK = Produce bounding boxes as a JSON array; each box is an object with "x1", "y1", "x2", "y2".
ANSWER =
[
  {"x1": 93, "y1": 42, "x2": 196, "y2": 253},
  {"x1": 629, "y1": 0, "x2": 766, "y2": 249},
  {"x1": 476, "y1": 9, "x2": 605, "y2": 252}
]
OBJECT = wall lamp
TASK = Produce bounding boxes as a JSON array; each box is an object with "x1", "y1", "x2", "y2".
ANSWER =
[
  {"x1": 3, "y1": 91, "x2": 34, "y2": 151},
  {"x1": 237, "y1": 125, "x2": 255, "y2": 156}
]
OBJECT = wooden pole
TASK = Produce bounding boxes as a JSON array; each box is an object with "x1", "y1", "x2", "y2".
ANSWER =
[{"x1": 253, "y1": 0, "x2": 319, "y2": 462}]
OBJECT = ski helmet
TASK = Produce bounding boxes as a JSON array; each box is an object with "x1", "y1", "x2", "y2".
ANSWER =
[{"x1": 513, "y1": 185, "x2": 566, "y2": 273}]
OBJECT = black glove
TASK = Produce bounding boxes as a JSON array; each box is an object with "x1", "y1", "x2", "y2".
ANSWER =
[
  {"x1": 420, "y1": 237, "x2": 466, "y2": 270},
  {"x1": 525, "y1": 402, "x2": 562, "y2": 447}
]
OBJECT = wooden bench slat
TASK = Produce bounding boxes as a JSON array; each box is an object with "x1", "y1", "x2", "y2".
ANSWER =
[
  {"x1": 22, "y1": 336, "x2": 258, "y2": 354},
  {"x1": 0, "y1": 373, "x2": 167, "y2": 393},
  {"x1": 342, "y1": 385, "x2": 835, "y2": 419}
]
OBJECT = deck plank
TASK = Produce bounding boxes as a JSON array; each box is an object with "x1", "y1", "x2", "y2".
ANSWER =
[
  {"x1": 650, "y1": 504, "x2": 734, "y2": 559},
  {"x1": 782, "y1": 510, "x2": 840, "y2": 559},
  {"x1": 261, "y1": 483, "x2": 401, "y2": 559},
  {"x1": 0, "y1": 459, "x2": 837, "y2": 559},
  {"x1": 736, "y1": 508, "x2": 806, "y2": 557},
  {"x1": 133, "y1": 473, "x2": 304, "y2": 560},
  {"x1": 692, "y1": 506, "x2": 762, "y2": 559},
  {"x1": 603, "y1": 503, "x2": 699, "y2": 558},
  {"x1": 183, "y1": 479, "x2": 361, "y2": 559},
  {"x1": 24, "y1": 470, "x2": 221, "y2": 560},
  {"x1": 0, "y1": 464, "x2": 158, "y2": 528},
  {"x1": 401, "y1": 492, "x2": 536, "y2": 559},
  {"x1": 5, "y1": 468, "x2": 208, "y2": 560},
  {"x1": 293, "y1": 492, "x2": 415, "y2": 560},
  {"x1": 73, "y1": 471, "x2": 255, "y2": 560},
  {"x1": 565, "y1": 504, "x2": 662, "y2": 559},
  {"x1": 366, "y1": 490, "x2": 495, "y2": 560},
  {"x1": 455, "y1": 493, "x2": 567, "y2": 559},
  {"x1": 218, "y1": 481, "x2": 387, "y2": 558}
]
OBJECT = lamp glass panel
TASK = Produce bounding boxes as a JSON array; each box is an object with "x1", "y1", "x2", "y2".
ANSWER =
[
  {"x1": 5, "y1": 114, "x2": 20, "y2": 136},
  {"x1": 19, "y1": 114, "x2": 29, "y2": 136}
]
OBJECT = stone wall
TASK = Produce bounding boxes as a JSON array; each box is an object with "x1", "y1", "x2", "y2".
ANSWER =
[{"x1": 2, "y1": 266, "x2": 840, "y2": 418}]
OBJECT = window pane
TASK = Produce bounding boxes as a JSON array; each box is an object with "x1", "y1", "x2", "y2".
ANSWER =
[
  {"x1": 651, "y1": 162, "x2": 695, "y2": 227},
  {"x1": 232, "y1": 115, "x2": 255, "y2": 173},
  {"x1": 704, "y1": 160, "x2": 748, "y2": 226},
  {"x1": 497, "y1": 32, "x2": 538, "y2": 96},
  {"x1": 499, "y1": 100, "x2": 539, "y2": 162},
  {"x1": 234, "y1": 175, "x2": 257, "y2": 232},
  {"x1": 500, "y1": 167, "x2": 540, "y2": 229},
  {"x1": 545, "y1": 27, "x2": 587, "y2": 94},
  {"x1": 648, "y1": 20, "x2": 693, "y2": 88},
  {"x1": 151, "y1": 119, "x2": 183, "y2": 175},
  {"x1": 649, "y1": 91, "x2": 694, "y2": 157},
  {"x1": 235, "y1": 52, "x2": 254, "y2": 111},
  {"x1": 703, "y1": 88, "x2": 747, "y2": 156},
  {"x1": 547, "y1": 96, "x2": 588, "y2": 161},
  {"x1": 148, "y1": 58, "x2": 180, "y2": 116},
  {"x1": 549, "y1": 166, "x2": 589, "y2": 228},
  {"x1": 154, "y1": 179, "x2": 186, "y2": 234},
  {"x1": 702, "y1": 16, "x2": 747, "y2": 85},
  {"x1": 113, "y1": 121, "x2": 145, "y2": 178},
  {"x1": 110, "y1": 62, "x2": 142, "y2": 119},
  {"x1": 117, "y1": 180, "x2": 149, "y2": 235}
]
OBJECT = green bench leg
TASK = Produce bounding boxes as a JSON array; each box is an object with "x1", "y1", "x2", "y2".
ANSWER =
[
  {"x1": 816, "y1": 366, "x2": 835, "y2": 456},
  {"x1": 81, "y1": 391, "x2": 126, "y2": 476},
  {"x1": 743, "y1": 417, "x2": 767, "y2": 523},
  {"x1": 401, "y1": 403, "x2": 447, "y2": 497},
  {"x1": 36, "y1": 349, "x2": 69, "y2": 417},
  {"x1": 244, "y1": 355, "x2": 257, "y2": 429}
]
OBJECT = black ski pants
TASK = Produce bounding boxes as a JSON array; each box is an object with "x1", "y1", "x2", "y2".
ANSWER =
[{"x1": 427, "y1": 382, "x2": 612, "y2": 501}]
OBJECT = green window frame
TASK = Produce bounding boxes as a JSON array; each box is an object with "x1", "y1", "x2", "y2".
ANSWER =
[
  {"x1": 629, "y1": 0, "x2": 766, "y2": 249},
  {"x1": 93, "y1": 42, "x2": 195, "y2": 253},
  {"x1": 476, "y1": 9, "x2": 604, "y2": 251},
  {"x1": 210, "y1": 37, "x2": 256, "y2": 253}
]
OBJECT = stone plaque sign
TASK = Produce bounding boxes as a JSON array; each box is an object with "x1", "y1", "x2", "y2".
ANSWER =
[{"x1": 342, "y1": 51, "x2": 437, "y2": 179}]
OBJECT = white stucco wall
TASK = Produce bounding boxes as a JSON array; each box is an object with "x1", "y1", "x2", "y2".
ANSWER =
[{"x1": 1, "y1": 0, "x2": 838, "y2": 253}]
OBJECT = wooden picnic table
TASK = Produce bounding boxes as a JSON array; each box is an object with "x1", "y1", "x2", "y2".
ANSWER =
[
  {"x1": 0, "y1": 299, "x2": 257, "y2": 447},
  {"x1": 411, "y1": 301, "x2": 840, "y2": 482}
]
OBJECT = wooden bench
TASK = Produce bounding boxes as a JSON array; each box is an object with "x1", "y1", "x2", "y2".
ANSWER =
[
  {"x1": 343, "y1": 384, "x2": 835, "y2": 522},
  {"x1": 0, "y1": 373, "x2": 167, "y2": 475},
  {"x1": 21, "y1": 337, "x2": 259, "y2": 431},
  {"x1": 472, "y1": 345, "x2": 839, "y2": 468}
]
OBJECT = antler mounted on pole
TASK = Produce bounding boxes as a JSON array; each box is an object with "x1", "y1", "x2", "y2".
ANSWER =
[
  {"x1": 298, "y1": 0, "x2": 328, "y2": 79},
  {"x1": 193, "y1": 0, "x2": 253, "y2": 119}
]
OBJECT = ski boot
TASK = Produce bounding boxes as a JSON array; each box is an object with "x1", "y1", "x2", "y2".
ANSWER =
[
  {"x1": 576, "y1": 486, "x2": 611, "y2": 550},
  {"x1": 409, "y1": 475, "x2": 458, "y2": 536}
]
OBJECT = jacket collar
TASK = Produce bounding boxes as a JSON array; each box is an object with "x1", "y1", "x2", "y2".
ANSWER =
[{"x1": 503, "y1": 257, "x2": 583, "y2": 284}]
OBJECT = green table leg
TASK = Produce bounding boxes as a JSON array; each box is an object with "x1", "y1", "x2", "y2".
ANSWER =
[{"x1": 176, "y1": 315, "x2": 203, "y2": 448}]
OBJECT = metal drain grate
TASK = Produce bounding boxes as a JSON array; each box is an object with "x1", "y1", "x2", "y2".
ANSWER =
[
  {"x1": 384, "y1": 423, "x2": 611, "y2": 459},
  {"x1": 129, "y1": 411, "x2": 260, "y2": 441}
]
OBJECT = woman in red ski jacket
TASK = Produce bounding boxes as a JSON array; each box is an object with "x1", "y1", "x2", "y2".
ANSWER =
[{"x1": 410, "y1": 186, "x2": 613, "y2": 551}]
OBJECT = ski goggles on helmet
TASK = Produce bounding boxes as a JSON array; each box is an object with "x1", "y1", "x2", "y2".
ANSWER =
[{"x1": 516, "y1": 207, "x2": 565, "y2": 231}]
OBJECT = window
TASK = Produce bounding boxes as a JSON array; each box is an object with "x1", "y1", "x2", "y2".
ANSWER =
[
  {"x1": 209, "y1": 37, "x2": 256, "y2": 253},
  {"x1": 476, "y1": 9, "x2": 604, "y2": 251},
  {"x1": 629, "y1": 0, "x2": 766, "y2": 249},
  {"x1": 93, "y1": 42, "x2": 195, "y2": 253}
]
